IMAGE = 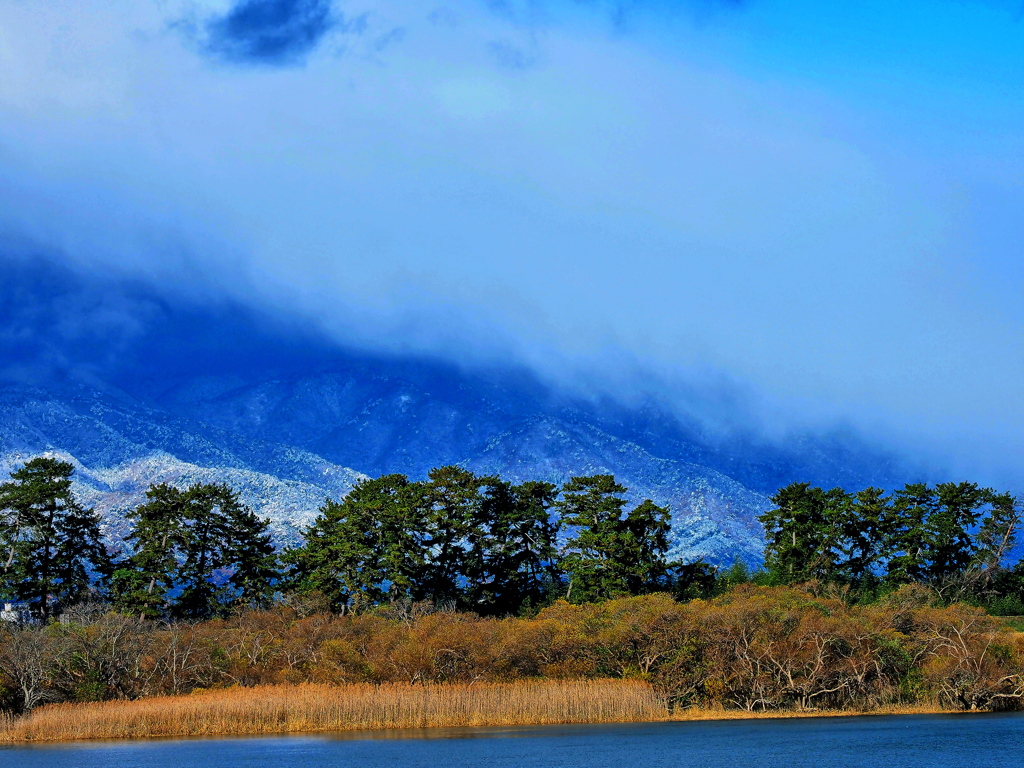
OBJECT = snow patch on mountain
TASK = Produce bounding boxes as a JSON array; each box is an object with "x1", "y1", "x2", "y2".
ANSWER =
[{"x1": 0, "y1": 448, "x2": 365, "y2": 551}]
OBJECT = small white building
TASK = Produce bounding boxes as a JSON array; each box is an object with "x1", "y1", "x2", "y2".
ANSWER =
[{"x1": 0, "y1": 602, "x2": 37, "y2": 624}]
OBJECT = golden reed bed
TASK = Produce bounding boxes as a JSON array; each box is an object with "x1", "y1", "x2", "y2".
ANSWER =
[
  {"x1": 0, "y1": 680, "x2": 965, "y2": 744},
  {"x1": 0, "y1": 679, "x2": 666, "y2": 743}
]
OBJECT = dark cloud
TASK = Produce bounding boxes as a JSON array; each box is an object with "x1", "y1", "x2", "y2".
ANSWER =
[
  {"x1": 0, "y1": 253, "x2": 302, "y2": 380},
  {"x1": 203, "y1": 0, "x2": 341, "y2": 66}
]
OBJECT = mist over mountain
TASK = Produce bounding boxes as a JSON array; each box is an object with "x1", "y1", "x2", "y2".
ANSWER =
[
  {"x1": 0, "y1": 254, "x2": 913, "y2": 565},
  {"x1": 3, "y1": 0, "x2": 1023, "y2": 572}
]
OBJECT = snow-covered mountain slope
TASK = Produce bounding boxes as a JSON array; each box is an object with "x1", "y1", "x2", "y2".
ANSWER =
[
  {"x1": 0, "y1": 256, "x2": 909, "y2": 567},
  {"x1": 0, "y1": 382, "x2": 366, "y2": 550},
  {"x1": 0, "y1": 448, "x2": 363, "y2": 550},
  {"x1": 0, "y1": 376, "x2": 771, "y2": 564},
  {"x1": 140, "y1": 362, "x2": 904, "y2": 565}
]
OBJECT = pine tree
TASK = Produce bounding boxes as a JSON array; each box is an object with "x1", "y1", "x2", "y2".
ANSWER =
[
  {"x1": 925, "y1": 482, "x2": 989, "y2": 581},
  {"x1": 557, "y1": 475, "x2": 673, "y2": 602},
  {"x1": 418, "y1": 465, "x2": 487, "y2": 605},
  {"x1": 0, "y1": 457, "x2": 109, "y2": 619},
  {"x1": 884, "y1": 483, "x2": 935, "y2": 584},
  {"x1": 114, "y1": 482, "x2": 278, "y2": 619},
  {"x1": 224, "y1": 493, "x2": 279, "y2": 610},
  {"x1": 174, "y1": 484, "x2": 278, "y2": 619},
  {"x1": 465, "y1": 479, "x2": 560, "y2": 615},
  {"x1": 759, "y1": 483, "x2": 848, "y2": 584},
  {"x1": 618, "y1": 499, "x2": 673, "y2": 594},
  {"x1": 111, "y1": 483, "x2": 187, "y2": 618},
  {"x1": 970, "y1": 491, "x2": 1019, "y2": 584},
  {"x1": 841, "y1": 487, "x2": 890, "y2": 588},
  {"x1": 286, "y1": 474, "x2": 426, "y2": 611}
]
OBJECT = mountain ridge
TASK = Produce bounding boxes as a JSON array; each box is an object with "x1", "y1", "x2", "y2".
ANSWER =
[{"x1": 0, "y1": 256, "x2": 911, "y2": 566}]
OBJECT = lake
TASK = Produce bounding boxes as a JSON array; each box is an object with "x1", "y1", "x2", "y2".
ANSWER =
[{"x1": 3, "y1": 713, "x2": 1023, "y2": 768}]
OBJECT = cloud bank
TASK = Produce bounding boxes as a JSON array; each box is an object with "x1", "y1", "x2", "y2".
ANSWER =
[{"x1": 1, "y1": 1, "x2": 1023, "y2": 488}]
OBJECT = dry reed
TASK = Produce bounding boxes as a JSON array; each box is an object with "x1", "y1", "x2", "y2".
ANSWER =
[{"x1": 0, "y1": 679, "x2": 666, "y2": 743}]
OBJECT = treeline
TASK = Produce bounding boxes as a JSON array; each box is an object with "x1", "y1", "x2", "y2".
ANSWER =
[
  {"x1": 1, "y1": 458, "x2": 708, "y2": 620},
  {"x1": 760, "y1": 482, "x2": 1024, "y2": 610},
  {"x1": 1, "y1": 588, "x2": 1022, "y2": 716},
  {"x1": 2, "y1": 458, "x2": 1024, "y2": 719},
  {"x1": 3, "y1": 459, "x2": 1024, "y2": 622},
  {"x1": 0, "y1": 459, "x2": 277, "y2": 621}
]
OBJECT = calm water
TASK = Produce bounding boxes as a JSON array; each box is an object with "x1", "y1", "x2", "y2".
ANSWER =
[{"x1": 2, "y1": 714, "x2": 1023, "y2": 768}]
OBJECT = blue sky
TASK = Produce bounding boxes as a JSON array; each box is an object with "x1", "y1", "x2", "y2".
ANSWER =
[{"x1": 1, "y1": 0, "x2": 1023, "y2": 482}]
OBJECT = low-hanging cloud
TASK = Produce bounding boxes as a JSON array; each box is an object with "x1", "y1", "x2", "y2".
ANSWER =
[
  {"x1": 202, "y1": 0, "x2": 345, "y2": 65},
  {"x1": 2, "y1": 0, "x2": 1024, "y2": 490}
]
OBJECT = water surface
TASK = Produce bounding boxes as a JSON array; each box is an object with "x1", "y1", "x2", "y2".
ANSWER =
[{"x1": 3, "y1": 713, "x2": 1022, "y2": 768}]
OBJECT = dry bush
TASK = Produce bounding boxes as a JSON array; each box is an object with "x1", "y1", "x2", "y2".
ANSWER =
[
  {"x1": 0, "y1": 625, "x2": 69, "y2": 710},
  {"x1": 647, "y1": 586, "x2": 1023, "y2": 713},
  {"x1": 2, "y1": 585, "x2": 1021, "y2": 731},
  {"x1": 53, "y1": 612, "x2": 157, "y2": 701},
  {"x1": 909, "y1": 604, "x2": 1024, "y2": 710}
]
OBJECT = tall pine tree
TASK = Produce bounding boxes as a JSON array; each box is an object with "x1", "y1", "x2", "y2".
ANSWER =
[
  {"x1": 114, "y1": 482, "x2": 278, "y2": 619},
  {"x1": 759, "y1": 483, "x2": 849, "y2": 584},
  {"x1": 464, "y1": 479, "x2": 561, "y2": 615},
  {"x1": 557, "y1": 475, "x2": 673, "y2": 602},
  {"x1": 111, "y1": 483, "x2": 187, "y2": 618},
  {"x1": 286, "y1": 474, "x2": 426, "y2": 611},
  {"x1": 0, "y1": 457, "x2": 109, "y2": 619}
]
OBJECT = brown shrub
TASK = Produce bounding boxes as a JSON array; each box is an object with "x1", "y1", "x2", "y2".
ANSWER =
[{"x1": 1, "y1": 586, "x2": 1020, "y2": 723}]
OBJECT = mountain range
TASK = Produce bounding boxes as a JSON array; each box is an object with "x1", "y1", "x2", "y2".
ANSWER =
[{"x1": 0, "y1": 256, "x2": 908, "y2": 566}]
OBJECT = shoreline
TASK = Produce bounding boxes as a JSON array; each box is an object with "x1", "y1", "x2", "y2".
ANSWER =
[
  {"x1": 666, "y1": 704, "x2": 971, "y2": 722},
  {"x1": 0, "y1": 681, "x2": 983, "y2": 745}
]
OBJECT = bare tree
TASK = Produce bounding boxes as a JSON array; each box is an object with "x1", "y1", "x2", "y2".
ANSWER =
[
  {"x1": 0, "y1": 625, "x2": 68, "y2": 711},
  {"x1": 55, "y1": 611, "x2": 157, "y2": 700}
]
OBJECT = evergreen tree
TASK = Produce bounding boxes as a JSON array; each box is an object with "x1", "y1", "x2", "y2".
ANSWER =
[
  {"x1": 286, "y1": 474, "x2": 426, "y2": 611},
  {"x1": 418, "y1": 465, "x2": 488, "y2": 605},
  {"x1": 761, "y1": 480, "x2": 1020, "y2": 602},
  {"x1": 884, "y1": 483, "x2": 935, "y2": 584},
  {"x1": 557, "y1": 475, "x2": 673, "y2": 602},
  {"x1": 618, "y1": 499, "x2": 673, "y2": 594},
  {"x1": 969, "y1": 491, "x2": 1019, "y2": 586},
  {"x1": 840, "y1": 487, "x2": 890, "y2": 588},
  {"x1": 0, "y1": 457, "x2": 109, "y2": 619},
  {"x1": 114, "y1": 482, "x2": 278, "y2": 619},
  {"x1": 925, "y1": 482, "x2": 990, "y2": 581},
  {"x1": 111, "y1": 483, "x2": 187, "y2": 618},
  {"x1": 225, "y1": 499, "x2": 279, "y2": 610},
  {"x1": 165, "y1": 485, "x2": 232, "y2": 619},
  {"x1": 174, "y1": 484, "x2": 278, "y2": 619},
  {"x1": 719, "y1": 558, "x2": 751, "y2": 589},
  {"x1": 465, "y1": 479, "x2": 560, "y2": 615},
  {"x1": 759, "y1": 483, "x2": 849, "y2": 584},
  {"x1": 884, "y1": 482, "x2": 1001, "y2": 588},
  {"x1": 673, "y1": 559, "x2": 721, "y2": 600}
]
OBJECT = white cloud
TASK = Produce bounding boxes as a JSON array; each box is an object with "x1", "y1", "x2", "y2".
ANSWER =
[{"x1": 1, "y1": 1, "x2": 1023, "y2": 484}]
